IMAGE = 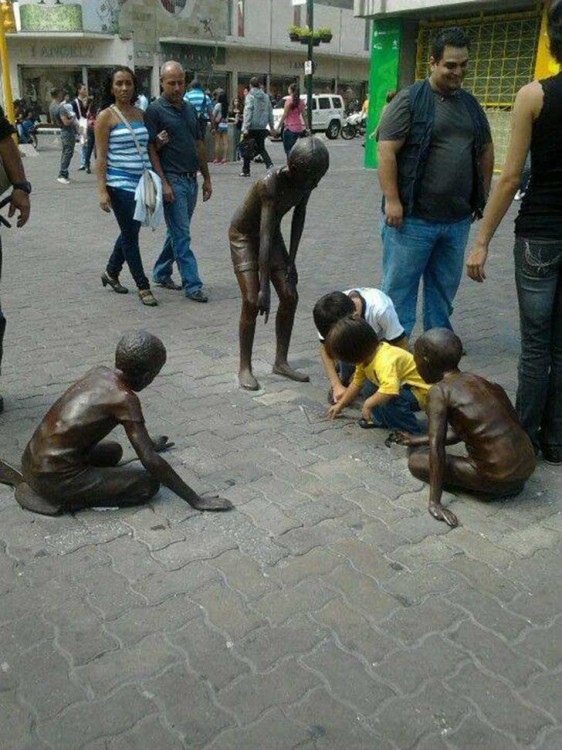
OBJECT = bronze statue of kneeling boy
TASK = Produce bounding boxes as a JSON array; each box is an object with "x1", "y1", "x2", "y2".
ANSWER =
[
  {"x1": 229, "y1": 136, "x2": 330, "y2": 391},
  {"x1": 391, "y1": 328, "x2": 536, "y2": 528},
  {"x1": 0, "y1": 331, "x2": 232, "y2": 515}
]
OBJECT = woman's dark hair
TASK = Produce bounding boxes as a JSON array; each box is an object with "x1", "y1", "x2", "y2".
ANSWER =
[
  {"x1": 548, "y1": 0, "x2": 562, "y2": 64},
  {"x1": 325, "y1": 317, "x2": 379, "y2": 365},
  {"x1": 100, "y1": 66, "x2": 138, "y2": 110},
  {"x1": 430, "y1": 27, "x2": 470, "y2": 62},
  {"x1": 218, "y1": 91, "x2": 229, "y2": 120},
  {"x1": 288, "y1": 83, "x2": 300, "y2": 110}
]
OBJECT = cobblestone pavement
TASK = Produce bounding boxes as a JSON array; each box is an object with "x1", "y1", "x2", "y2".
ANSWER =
[{"x1": 0, "y1": 138, "x2": 560, "y2": 750}]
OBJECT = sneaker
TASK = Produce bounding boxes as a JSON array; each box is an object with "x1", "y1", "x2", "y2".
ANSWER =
[
  {"x1": 57, "y1": 176, "x2": 70, "y2": 185},
  {"x1": 155, "y1": 277, "x2": 182, "y2": 291},
  {"x1": 514, "y1": 189, "x2": 525, "y2": 201},
  {"x1": 239, "y1": 172, "x2": 250, "y2": 177},
  {"x1": 186, "y1": 289, "x2": 208, "y2": 303},
  {"x1": 78, "y1": 166, "x2": 86, "y2": 171}
]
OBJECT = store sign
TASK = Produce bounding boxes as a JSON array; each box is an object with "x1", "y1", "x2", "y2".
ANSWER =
[
  {"x1": 28, "y1": 43, "x2": 97, "y2": 60},
  {"x1": 160, "y1": 43, "x2": 225, "y2": 69}
]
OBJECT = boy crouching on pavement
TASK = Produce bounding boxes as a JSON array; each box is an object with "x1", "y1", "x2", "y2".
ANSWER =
[
  {"x1": 313, "y1": 288, "x2": 407, "y2": 404},
  {"x1": 325, "y1": 317, "x2": 430, "y2": 434}
]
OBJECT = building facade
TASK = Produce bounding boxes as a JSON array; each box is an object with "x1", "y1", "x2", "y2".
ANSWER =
[
  {"x1": 355, "y1": 0, "x2": 556, "y2": 169},
  {"x1": 5, "y1": 0, "x2": 370, "y2": 117}
]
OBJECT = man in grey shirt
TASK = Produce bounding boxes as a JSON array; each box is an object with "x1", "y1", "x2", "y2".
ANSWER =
[
  {"x1": 377, "y1": 27, "x2": 494, "y2": 337},
  {"x1": 49, "y1": 89, "x2": 77, "y2": 185}
]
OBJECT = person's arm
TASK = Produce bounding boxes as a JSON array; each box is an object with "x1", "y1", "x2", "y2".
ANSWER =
[
  {"x1": 59, "y1": 107, "x2": 76, "y2": 129},
  {"x1": 144, "y1": 108, "x2": 174, "y2": 203},
  {"x1": 277, "y1": 99, "x2": 291, "y2": 132},
  {"x1": 94, "y1": 109, "x2": 113, "y2": 212},
  {"x1": 124, "y1": 421, "x2": 232, "y2": 511},
  {"x1": 480, "y1": 139, "x2": 495, "y2": 199},
  {"x1": 0, "y1": 135, "x2": 30, "y2": 227},
  {"x1": 320, "y1": 343, "x2": 346, "y2": 401},
  {"x1": 327, "y1": 381, "x2": 362, "y2": 419},
  {"x1": 393, "y1": 428, "x2": 460, "y2": 448},
  {"x1": 427, "y1": 386, "x2": 458, "y2": 527},
  {"x1": 242, "y1": 95, "x2": 253, "y2": 134},
  {"x1": 286, "y1": 196, "x2": 309, "y2": 291},
  {"x1": 257, "y1": 196, "x2": 275, "y2": 322},
  {"x1": 361, "y1": 390, "x2": 394, "y2": 422},
  {"x1": 466, "y1": 82, "x2": 541, "y2": 283},
  {"x1": 195, "y1": 139, "x2": 212, "y2": 201},
  {"x1": 378, "y1": 138, "x2": 406, "y2": 229}
]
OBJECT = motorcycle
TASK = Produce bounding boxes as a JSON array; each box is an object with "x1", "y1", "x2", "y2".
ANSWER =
[{"x1": 340, "y1": 111, "x2": 367, "y2": 140}]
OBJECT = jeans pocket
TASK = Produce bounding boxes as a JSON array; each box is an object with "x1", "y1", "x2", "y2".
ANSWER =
[{"x1": 518, "y1": 238, "x2": 562, "y2": 279}]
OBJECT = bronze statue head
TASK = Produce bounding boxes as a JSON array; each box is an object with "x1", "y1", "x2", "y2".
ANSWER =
[
  {"x1": 325, "y1": 316, "x2": 378, "y2": 365},
  {"x1": 414, "y1": 328, "x2": 462, "y2": 384},
  {"x1": 287, "y1": 136, "x2": 329, "y2": 189},
  {"x1": 115, "y1": 330, "x2": 167, "y2": 391}
]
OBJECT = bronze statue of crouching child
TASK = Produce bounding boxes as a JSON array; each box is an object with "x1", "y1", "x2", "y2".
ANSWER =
[
  {"x1": 392, "y1": 328, "x2": 536, "y2": 527},
  {"x1": 0, "y1": 331, "x2": 232, "y2": 515}
]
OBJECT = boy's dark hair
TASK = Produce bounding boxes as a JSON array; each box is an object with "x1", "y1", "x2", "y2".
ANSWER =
[
  {"x1": 431, "y1": 27, "x2": 470, "y2": 62},
  {"x1": 325, "y1": 317, "x2": 378, "y2": 365},
  {"x1": 313, "y1": 291, "x2": 355, "y2": 338},
  {"x1": 115, "y1": 331, "x2": 166, "y2": 380},
  {"x1": 288, "y1": 136, "x2": 329, "y2": 178},
  {"x1": 549, "y1": 0, "x2": 562, "y2": 64}
]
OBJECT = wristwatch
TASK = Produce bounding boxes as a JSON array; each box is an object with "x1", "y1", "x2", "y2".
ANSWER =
[{"x1": 12, "y1": 181, "x2": 32, "y2": 194}]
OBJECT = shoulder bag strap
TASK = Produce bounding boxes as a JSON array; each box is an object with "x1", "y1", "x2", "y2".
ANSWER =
[{"x1": 110, "y1": 104, "x2": 148, "y2": 169}]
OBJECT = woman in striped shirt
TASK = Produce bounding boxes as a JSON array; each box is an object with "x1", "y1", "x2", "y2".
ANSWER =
[{"x1": 96, "y1": 66, "x2": 158, "y2": 306}]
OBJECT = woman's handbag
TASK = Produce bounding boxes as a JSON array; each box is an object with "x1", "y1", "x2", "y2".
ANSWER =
[{"x1": 110, "y1": 105, "x2": 157, "y2": 213}]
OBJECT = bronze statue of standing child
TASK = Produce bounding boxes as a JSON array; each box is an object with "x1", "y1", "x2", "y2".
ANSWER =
[{"x1": 229, "y1": 136, "x2": 329, "y2": 390}]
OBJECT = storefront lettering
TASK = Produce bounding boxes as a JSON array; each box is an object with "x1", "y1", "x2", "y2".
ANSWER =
[{"x1": 30, "y1": 43, "x2": 96, "y2": 60}]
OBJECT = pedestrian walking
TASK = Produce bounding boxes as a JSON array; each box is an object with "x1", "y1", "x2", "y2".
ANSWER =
[
  {"x1": 212, "y1": 90, "x2": 229, "y2": 164},
  {"x1": 377, "y1": 27, "x2": 494, "y2": 337},
  {"x1": 96, "y1": 66, "x2": 158, "y2": 307},
  {"x1": 0, "y1": 107, "x2": 32, "y2": 412},
  {"x1": 145, "y1": 61, "x2": 212, "y2": 303},
  {"x1": 184, "y1": 78, "x2": 214, "y2": 138},
  {"x1": 466, "y1": 0, "x2": 562, "y2": 464},
  {"x1": 84, "y1": 95, "x2": 99, "y2": 174},
  {"x1": 72, "y1": 84, "x2": 89, "y2": 170},
  {"x1": 49, "y1": 88, "x2": 78, "y2": 185},
  {"x1": 240, "y1": 77, "x2": 274, "y2": 178},
  {"x1": 276, "y1": 83, "x2": 306, "y2": 158}
]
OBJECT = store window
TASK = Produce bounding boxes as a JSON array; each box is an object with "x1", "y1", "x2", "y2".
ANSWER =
[
  {"x1": 238, "y1": 0, "x2": 245, "y2": 38},
  {"x1": 20, "y1": 67, "x2": 82, "y2": 117}
]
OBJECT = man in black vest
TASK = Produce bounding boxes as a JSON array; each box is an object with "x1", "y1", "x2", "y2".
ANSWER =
[{"x1": 377, "y1": 27, "x2": 494, "y2": 337}]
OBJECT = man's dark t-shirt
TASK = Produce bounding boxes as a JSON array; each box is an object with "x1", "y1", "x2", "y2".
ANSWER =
[
  {"x1": 378, "y1": 88, "x2": 491, "y2": 223},
  {"x1": 144, "y1": 96, "x2": 201, "y2": 175}
]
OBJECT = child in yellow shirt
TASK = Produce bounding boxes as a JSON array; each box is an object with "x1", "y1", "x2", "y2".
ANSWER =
[{"x1": 326, "y1": 317, "x2": 431, "y2": 433}]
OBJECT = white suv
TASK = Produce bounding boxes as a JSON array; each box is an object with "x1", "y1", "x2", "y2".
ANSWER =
[{"x1": 272, "y1": 93, "x2": 344, "y2": 140}]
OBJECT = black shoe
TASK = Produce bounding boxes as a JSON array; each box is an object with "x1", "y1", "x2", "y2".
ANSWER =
[
  {"x1": 86, "y1": 167, "x2": 91, "y2": 174},
  {"x1": 155, "y1": 278, "x2": 182, "y2": 291},
  {"x1": 542, "y1": 446, "x2": 562, "y2": 465},
  {"x1": 239, "y1": 172, "x2": 250, "y2": 177},
  {"x1": 78, "y1": 166, "x2": 86, "y2": 171},
  {"x1": 186, "y1": 289, "x2": 208, "y2": 303}
]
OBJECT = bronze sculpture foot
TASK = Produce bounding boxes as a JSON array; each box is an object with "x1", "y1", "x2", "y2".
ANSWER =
[
  {"x1": 272, "y1": 362, "x2": 310, "y2": 383},
  {"x1": 239, "y1": 369, "x2": 260, "y2": 391},
  {"x1": 15, "y1": 483, "x2": 60, "y2": 516},
  {"x1": 192, "y1": 493, "x2": 233, "y2": 511}
]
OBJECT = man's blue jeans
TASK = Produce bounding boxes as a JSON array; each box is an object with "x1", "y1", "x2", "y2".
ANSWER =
[
  {"x1": 514, "y1": 236, "x2": 562, "y2": 451},
  {"x1": 381, "y1": 215, "x2": 471, "y2": 337},
  {"x1": 59, "y1": 130, "x2": 75, "y2": 179},
  {"x1": 153, "y1": 173, "x2": 202, "y2": 295},
  {"x1": 106, "y1": 187, "x2": 150, "y2": 290}
]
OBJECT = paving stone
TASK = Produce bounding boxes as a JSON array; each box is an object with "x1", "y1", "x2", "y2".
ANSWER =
[
  {"x1": 375, "y1": 633, "x2": 467, "y2": 695},
  {"x1": 190, "y1": 581, "x2": 266, "y2": 639},
  {"x1": 38, "y1": 685, "x2": 157, "y2": 748},
  {"x1": 0, "y1": 691, "x2": 37, "y2": 749},
  {"x1": 312, "y1": 598, "x2": 398, "y2": 666},
  {"x1": 121, "y1": 507, "x2": 187, "y2": 551},
  {"x1": 390, "y1": 536, "x2": 457, "y2": 568},
  {"x1": 101, "y1": 715, "x2": 185, "y2": 750},
  {"x1": 447, "y1": 527, "x2": 515, "y2": 569},
  {"x1": 75, "y1": 633, "x2": 179, "y2": 697},
  {"x1": 168, "y1": 615, "x2": 250, "y2": 690},
  {"x1": 507, "y1": 579, "x2": 562, "y2": 626},
  {"x1": 240, "y1": 498, "x2": 302, "y2": 536},
  {"x1": 206, "y1": 548, "x2": 278, "y2": 600},
  {"x1": 0, "y1": 612, "x2": 54, "y2": 655},
  {"x1": 302, "y1": 640, "x2": 395, "y2": 715},
  {"x1": 520, "y1": 673, "x2": 562, "y2": 723},
  {"x1": 266, "y1": 547, "x2": 339, "y2": 586},
  {"x1": 448, "y1": 554, "x2": 520, "y2": 603},
  {"x1": 275, "y1": 519, "x2": 354, "y2": 556},
  {"x1": 517, "y1": 616, "x2": 562, "y2": 669},
  {"x1": 379, "y1": 596, "x2": 466, "y2": 646},
  {"x1": 328, "y1": 539, "x2": 397, "y2": 582},
  {"x1": 285, "y1": 687, "x2": 394, "y2": 750},
  {"x1": 236, "y1": 616, "x2": 326, "y2": 671},
  {"x1": 133, "y1": 560, "x2": 220, "y2": 604},
  {"x1": 382, "y1": 565, "x2": 460, "y2": 607},
  {"x1": 497, "y1": 525, "x2": 559, "y2": 558},
  {"x1": 446, "y1": 619, "x2": 542, "y2": 687},
  {"x1": 389, "y1": 512, "x2": 456, "y2": 544},
  {"x1": 354, "y1": 519, "x2": 408, "y2": 554},
  {"x1": 536, "y1": 727, "x2": 562, "y2": 749},
  {"x1": 446, "y1": 584, "x2": 531, "y2": 640},
  {"x1": 81, "y1": 564, "x2": 145, "y2": 620},
  {"x1": 446, "y1": 663, "x2": 552, "y2": 744},
  {"x1": 372, "y1": 681, "x2": 471, "y2": 749},
  {"x1": 218, "y1": 658, "x2": 321, "y2": 724},
  {"x1": 151, "y1": 532, "x2": 237, "y2": 570},
  {"x1": 104, "y1": 596, "x2": 199, "y2": 646},
  {"x1": 11, "y1": 642, "x2": 86, "y2": 719},
  {"x1": 326, "y1": 564, "x2": 401, "y2": 622},
  {"x1": 252, "y1": 577, "x2": 339, "y2": 625},
  {"x1": 204, "y1": 707, "x2": 311, "y2": 750},
  {"x1": 446, "y1": 713, "x2": 520, "y2": 750}
]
